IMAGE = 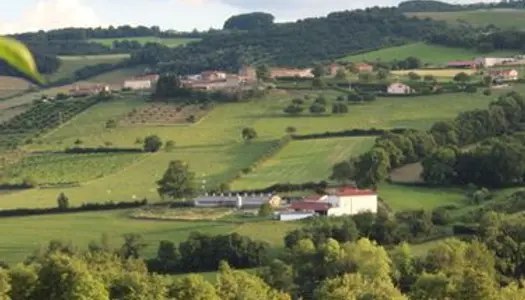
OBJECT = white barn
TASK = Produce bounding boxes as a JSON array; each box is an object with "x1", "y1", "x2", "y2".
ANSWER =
[
  {"x1": 285, "y1": 187, "x2": 377, "y2": 220},
  {"x1": 123, "y1": 79, "x2": 152, "y2": 90},
  {"x1": 194, "y1": 193, "x2": 281, "y2": 209}
]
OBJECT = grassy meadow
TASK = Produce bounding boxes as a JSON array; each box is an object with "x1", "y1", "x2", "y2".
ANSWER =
[
  {"x1": 0, "y1": 209, "x2": 302, "y2": 265},
  {"x1": 0, "y1": 87, "x2": 505, "y2": 209},
  {"x1": 231, "y1": 137, "x2": 375, "y2": 190},
  {"x1": 89, "y1": 37, "x2": 200, "y2": 48},
  {"x1": 406, "y1": 9, "x2": 525, "y2": 29},
  {"x1": 341, "y1": 42, "x2": 517, "y2": 65},
  {"x1": 46, "y1": 54, "x2": 130, "y2": 82}
]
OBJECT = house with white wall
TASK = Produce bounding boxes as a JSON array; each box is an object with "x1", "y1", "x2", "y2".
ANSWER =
[
  {"x1": 387, "y1": 83, "x2": 415, "y2": 95},
  {"x1": 283, "y1": 187, "x2": 377, "y2": 220},
  {"x1": 123, "y1": 79, "x2": 152, "y2": 90}
]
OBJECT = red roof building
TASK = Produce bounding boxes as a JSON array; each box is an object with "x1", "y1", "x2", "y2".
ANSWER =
[
  {"x1": 290, "y1": 201, "x2": 332, "y2": 212},
  {"x1": 336, "y1": 187, "x2": 376, "y2": 197}
]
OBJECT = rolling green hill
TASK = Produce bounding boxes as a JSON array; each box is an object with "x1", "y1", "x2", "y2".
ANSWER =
[
  {"x1": 45, "y1": 54, "x2": 130, "y2": 82},
  {"x1": 89, "y1": 37, "x2": 200, "y2": 47},
  {"x1": 407, "y1": 9, "x2": 525, "y2": 29},
  {"x1": 341, "y1": 42, "x2": 518, "y2": 64}
]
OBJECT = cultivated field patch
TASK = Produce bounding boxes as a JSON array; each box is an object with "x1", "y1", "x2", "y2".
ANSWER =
[
  {"x1": 120, "y1": 103, "x2": 211, "y2": 125},
  {"x1": 0, "y1": 76, "x2": 32, "y2": 99},
  {"x1": 89, "y1": 37, "x2": 200, "y2": 48},
  {"x1": 391, "y1": 69, "x2": 477, "y2": 78},
  {"x1": 389, "y1": 162, "x2": 424, "y2": 183},
  {"x1": 231, "y1": 137, "x2": 375, "y2": 190},
  {"x1": 4, "y1": 152, "x2": 144, "y2": 185},
  {"x1": 130, "y1": 207, "x2": 234, "y2": 221},
  {"x1": 378, "y1": 183, "x2": 465, "y2": 211}
]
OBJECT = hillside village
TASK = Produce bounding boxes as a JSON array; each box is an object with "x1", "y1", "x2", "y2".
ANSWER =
[{"x1": 4, "y1": 0, "x2": 525, "y2": 298}]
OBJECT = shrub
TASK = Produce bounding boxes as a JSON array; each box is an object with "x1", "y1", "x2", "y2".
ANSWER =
[
  {"x1": 431, "y1": 208, "x2": 451, "y2": 226},
  {"x1": 186, "y1": 115, "x2": 196, "y2": 123},
  {"x1": 292, "y1": 98, "x2": 304, "y2": 105},
  {"x1": 143, "y1": 135, "x2": 163, "y2": 153},
  {"x1": 283, "y1": 104, "x2": 304, "y2": 115},
  {"x1": 258, "y1": 203, "x2": 274, "y2": 217},
  {"x1": 105, "y1": 119, "x2": 118, "y2": 129},
  {"x1": 285, "y1": 126, "x2": 297, "y2": 134},
  {"x1": 309, "y1": 103, "x2": 326, "y2": 114},
  {"x1": 465, "y1": 85, "x2": 477, "y2": 93},
  {"x1": 165, "y1": 140, "x2": 175, "y2": 152},
  {"x1": 314, "y1": 96, "x2": 327, "y2": 105},
  {"x1": 483, "y1": 89, "x2": 492, "y2": 96}
]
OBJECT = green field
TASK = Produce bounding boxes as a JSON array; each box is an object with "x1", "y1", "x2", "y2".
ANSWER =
[
  {"x1": 341, "y1": 42, "x2": 517, "y2": 64},
  {"x1": 46, "y1": 54, "x2": 130, "y2": 82},
  {"x1": 232, "y1": 137, "x2": 375, "y2": 190},
  {"x1": 378, "y1": 183, "x2": 466, "y2": 211},
  {"x1": 0, "y1": 88, "x2": 504, "y2": 208},
  {"x1": 4, "y1": 153, "x2": 144, "y2": 184},
  {"x1": 407, "y1": 9, "x2": 525, "y2": 29},
  {"x1": 0, "y1": 210, "x2": 301, "y2": 265},
  {"x1": 89, "y1": 37, "x2": 200, "y2": 48}
]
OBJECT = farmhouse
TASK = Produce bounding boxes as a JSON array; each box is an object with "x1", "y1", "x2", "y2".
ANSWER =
[
  {"x1": 123, "y1": 79, "x2": 152, "y2": 90},
  {"x1": 328, "y1": 63, "x2": 343, "y2": 76},
  {"x1": 68, "y1": 84, "x2": 110, "y2": 97},
  {"x1": 280, "y1": 187, "x2": 377, "y2": 221},
  {"x1": 387, "y1": 82, "x2": 415, "y2": 95},
  {"x1": 183, "y1": 75, "x2": 242, "y2": 91},
  {"x1": 239, "y1": 65, "x2": 257, "y2": 82},
  {"x1": 354, "y1": 63, "x2": 373, "y2": 73},
  {"x1": 269, "y1": 68, "x2": 314, "y2": 79},
  {"x1": 194, "y1": 193, "x2": 281, "y2": 209},
  {"x1": 475, "y1": 57, "x2": 516, "y2": 67},
  {"x1": 489, "y1": 69, "x2": 519, "y2": 82},
  {"x1": 201, "y1": 71, "x2": 227, "y2": 81}
]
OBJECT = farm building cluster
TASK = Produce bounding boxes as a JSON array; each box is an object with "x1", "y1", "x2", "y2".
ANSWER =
[{"x1": 193, "y1": 187, "x2": 378, "y2": 221}]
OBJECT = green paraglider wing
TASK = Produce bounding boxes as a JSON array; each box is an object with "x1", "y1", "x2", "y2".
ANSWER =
[{"x1": 0, "y1": 36, "x2": 45, "y2": 85}]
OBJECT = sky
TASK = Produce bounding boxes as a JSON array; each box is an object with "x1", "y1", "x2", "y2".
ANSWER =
[{"x1": 0, "y1": 0, "x2": 495, "y2": 34}]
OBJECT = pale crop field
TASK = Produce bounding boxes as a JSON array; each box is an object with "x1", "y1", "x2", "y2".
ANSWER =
[
  {"x1": 391, "y1": 69, "x2": 477, "y2": 78},
  {"x1": 46, "y1": 54, "x2": 130, "y2": 82},
  {"x1": 231, "y1": 137, "x2": 375, "y2": 190}
]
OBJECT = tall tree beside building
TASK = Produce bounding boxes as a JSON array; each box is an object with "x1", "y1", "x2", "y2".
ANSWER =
[{"x1": 157, "y1": 160, "x2": 197, "y2": 200}]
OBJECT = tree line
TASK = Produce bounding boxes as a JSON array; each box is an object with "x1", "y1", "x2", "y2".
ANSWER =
[{"x1": 331, "y1": 91, "x2": 525, "y2": 188}]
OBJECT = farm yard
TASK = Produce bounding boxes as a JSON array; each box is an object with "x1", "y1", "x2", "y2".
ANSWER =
[
  {"x1": 231, "y1": 137, "x2": 375, "y2": 190},
  {"x1": 341, "y1": 42, "x2": 518, "y2": 65},
  {"x1": 120, "y1": 103, "x2": 211, "y2": 125},
  {"x1": 89, "y1": 37, "x2": 201, "y2": 48}
]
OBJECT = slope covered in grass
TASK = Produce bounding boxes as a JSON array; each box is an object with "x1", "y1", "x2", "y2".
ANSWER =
[
  {"x1": 341, "y1": 42, "x2": 517, "y2": 64},
  {"x1": 407, "y1": 9, "x2": 525, "y2": 29}
]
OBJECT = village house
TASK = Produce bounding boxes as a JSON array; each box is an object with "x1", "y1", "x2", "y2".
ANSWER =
[
  {"x1": 387, "y1": 82, "x2": 415, "y2": 95},
  {"x1": 123, "y1": 74, "x2": 160, "y2": 90},
  {"x1": 194, "y1": 193, "x2": 281, "y2": 209},
  {"x1": 328, "y1": 64, "x2": 342, "y2": 76},
  {"x1": 201, "y1": 71, "x2": 227, "y2": 81},
  {"x1": 182, "y1": 75, "x2": 242, "y2": 91},
  {"x1": 490, "y1": 69, "x2": 519, "y2": 82},
  {"x1": 279, "y1": 187, "x2": 378, "y2": 221},
  {"x1": 238, "y1": 65, "x2": 257, "y2": 82},
  {"x1": 68, "y1": 84, "x2": 110, "y2": 97},
  {"x1": 354, "y1": 63, "x2": 374, "y2": 73},
  {"x1": 269, "y1": 68, "x2": 314, "y2": 79}
]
